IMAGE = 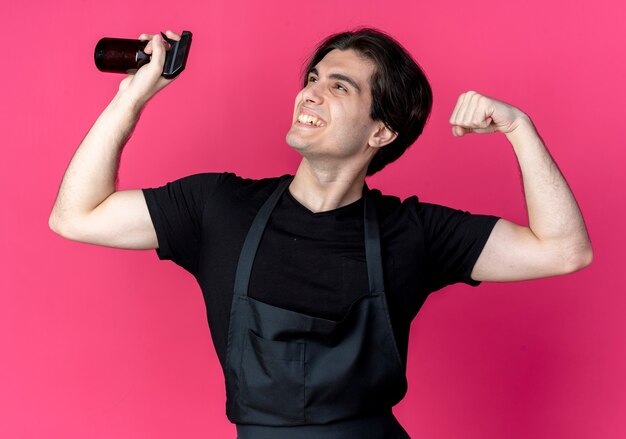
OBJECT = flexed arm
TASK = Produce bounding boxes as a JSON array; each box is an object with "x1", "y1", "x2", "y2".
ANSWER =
[
  {"x1": 449, "y1": 91, "x2": 593, "y2": 282},
  {"x1": 49, "y1": 31, "x2": 181, "y2": 249}
]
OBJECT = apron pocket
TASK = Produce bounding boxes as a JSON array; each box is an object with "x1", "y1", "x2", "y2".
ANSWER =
[{"x1": 240, "y1": 329, "x2": 306, "y2": 423}]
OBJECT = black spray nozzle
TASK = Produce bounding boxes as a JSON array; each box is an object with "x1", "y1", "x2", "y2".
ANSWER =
[{"x1": 161, "y1": 30, "x2": 192, "y2": 79}]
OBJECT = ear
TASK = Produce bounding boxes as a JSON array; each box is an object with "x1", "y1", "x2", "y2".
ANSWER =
[{"x1": 368, "y1": 123, "x2": 397, "y2": 149}]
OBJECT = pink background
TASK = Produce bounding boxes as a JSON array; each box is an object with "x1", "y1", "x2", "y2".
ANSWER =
[{"x1": 2, "y1": 0, "x2": 624, "y2": 437}]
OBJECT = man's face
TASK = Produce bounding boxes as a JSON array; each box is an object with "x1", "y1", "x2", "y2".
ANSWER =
[{"x1": 286, "y1": 49, "x2": 382, "y2": 167}]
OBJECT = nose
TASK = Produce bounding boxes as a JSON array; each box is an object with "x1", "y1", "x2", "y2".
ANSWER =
[{"x1": 302, "y1": 80, "x2": 322, "y2": 104}]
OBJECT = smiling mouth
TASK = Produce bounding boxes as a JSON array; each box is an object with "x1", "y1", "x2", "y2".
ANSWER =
[{"x1": 297, "y1": 113, "x2": 326, "y2": 127}]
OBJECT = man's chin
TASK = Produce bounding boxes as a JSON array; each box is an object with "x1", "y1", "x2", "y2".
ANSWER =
[{"x1": 285, "y1": 132, "x2": 310, "y2": 152}]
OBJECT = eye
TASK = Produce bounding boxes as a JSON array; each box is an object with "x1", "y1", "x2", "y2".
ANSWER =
[
  {"x1": 307, "y1": 75, "x2": 318, "y2": 83},
  {"x1": 334, "y1": 83, "x2": 347, "y2": 92}
]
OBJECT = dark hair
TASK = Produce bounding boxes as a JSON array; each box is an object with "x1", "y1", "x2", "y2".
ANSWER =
[{"x1": 303, "y1": 28, "x2": 433, "y2": 175}]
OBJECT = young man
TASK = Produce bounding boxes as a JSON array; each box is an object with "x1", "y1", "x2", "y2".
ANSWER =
[{"x1": 49, "y1": 28, "x2": 592, "y2": 438}]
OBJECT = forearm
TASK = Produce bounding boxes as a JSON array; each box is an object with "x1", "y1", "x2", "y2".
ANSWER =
[
  {"x1": 49, "y1": 91, "x2": 143, "y2": 228},
  {"x1": 505, "y1": 117, "x2": 593, "y2": 263}
]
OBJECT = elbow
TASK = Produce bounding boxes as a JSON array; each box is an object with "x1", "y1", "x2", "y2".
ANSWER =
[
  {"x1": 544, "y1": 236, "x2": 594, "y2": 275},
  {"x1": 48, "y1": 212, "x2": 73, "y2": 238},
  {"x1": 577, "y1": 247, "x2": 594, "y2": 269},
  {"x1": 565, "y1": 245, "x2": 594, "y2": 274},
  {"x1": 48, "y1": 210, "x2": 76, "y2": 240},
  {"x1": 48, "y1": 212, "x2": 62, "y2": 235}
]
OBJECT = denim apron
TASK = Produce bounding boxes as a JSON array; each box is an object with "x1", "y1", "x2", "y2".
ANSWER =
[{"x1": 225, "y1": 177, "x2": 410, "y2": 438}]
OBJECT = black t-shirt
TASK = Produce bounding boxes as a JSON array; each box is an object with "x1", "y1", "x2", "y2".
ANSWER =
[{"x1": 142, "y1": 173, "x2": 500, "y2": 368}]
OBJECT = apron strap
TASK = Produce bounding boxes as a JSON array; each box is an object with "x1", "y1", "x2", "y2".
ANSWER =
[
  {"x1": 364, "y1": 189, "x2": 385, "y2": 294},
  {"x1": 233, "y1": 177, "x2": 385, "y2": 298},
  {"x1": 233, "y1": 177, "x2": 292, "y2": 298}
]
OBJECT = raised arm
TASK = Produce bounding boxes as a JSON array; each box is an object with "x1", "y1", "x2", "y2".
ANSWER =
[
  {"x1": 448, "y1": 91, "x2": 593, "y2": 282},
  {"x1": 49, "y1": 31, "x2": 181, "y2": 250}
]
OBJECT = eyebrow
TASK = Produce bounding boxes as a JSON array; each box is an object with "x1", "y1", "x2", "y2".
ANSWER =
[{"x1": 309, "y1": 67, "x2": 362, "y2": 94}]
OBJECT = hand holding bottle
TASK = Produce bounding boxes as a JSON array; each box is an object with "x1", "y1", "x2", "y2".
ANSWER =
[{"x1": 117, "y1": 30, "x2": 181, "y2": 107}]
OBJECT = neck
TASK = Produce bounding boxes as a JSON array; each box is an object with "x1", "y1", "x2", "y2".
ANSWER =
[{"x1": 289, "y1": 158, "x2": 367, "y2": 213}]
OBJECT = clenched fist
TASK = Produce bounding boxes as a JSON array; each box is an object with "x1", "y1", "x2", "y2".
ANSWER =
[{"x1": 449, "y1": 91, "x2": 528, "y2": 137}]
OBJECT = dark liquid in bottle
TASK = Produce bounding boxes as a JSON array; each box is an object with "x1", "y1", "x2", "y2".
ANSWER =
[{"x1": 94, "y1": 38, "x2": 151, "y2": 73}]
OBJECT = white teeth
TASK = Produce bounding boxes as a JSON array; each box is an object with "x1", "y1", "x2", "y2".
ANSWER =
[{"x1": 298, "y1": 113, "x2": 324, "y2": 126}]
